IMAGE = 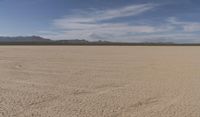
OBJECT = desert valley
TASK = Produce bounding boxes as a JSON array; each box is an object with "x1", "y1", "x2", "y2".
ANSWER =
[{"x1": 0, "y1": 46, "x2": 200, "y2": 117}]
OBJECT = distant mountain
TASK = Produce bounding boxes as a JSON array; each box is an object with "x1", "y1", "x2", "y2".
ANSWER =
[
  {"x1": 0, "y1": 36, "x2": 200, "y2": 45},
  {"x1": 0, "y1": 36, "x2": 51, "y2": 42},
  {"x1": 56, "y1": 39, "x2": 89, "y2": 44}
]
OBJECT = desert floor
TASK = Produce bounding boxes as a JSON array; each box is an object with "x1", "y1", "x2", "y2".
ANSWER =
[{"x1": 0, "y1": 46, "x2": 200, "y2": 117}]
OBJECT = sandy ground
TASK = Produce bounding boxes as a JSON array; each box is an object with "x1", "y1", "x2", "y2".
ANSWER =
[{"x1": 0, "y1": 46, "x2": 200, "y2": 117}]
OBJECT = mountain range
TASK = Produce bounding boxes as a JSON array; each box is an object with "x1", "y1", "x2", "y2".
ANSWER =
[
  {"x1": 0, "y1": 36, "x2": 51, "y2": 42},
  {"x1": 0, "y1": 36, "x2": 199, "y2": 45}
]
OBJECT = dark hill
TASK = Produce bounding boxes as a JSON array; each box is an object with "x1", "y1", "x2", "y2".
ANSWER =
[{"x1": 0, "y1": 36, "x2": 51, "y2": 42}]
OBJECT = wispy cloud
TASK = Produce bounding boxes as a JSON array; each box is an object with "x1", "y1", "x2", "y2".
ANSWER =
[
  {"x1": 53, "y1": 3, "x2": 157, "y2": 30},
  {"x1": 168, "y1": 17, "x2": 200, "y2": 32},
  {"x1": 55, "y1": 3, "x2": 156, "y2": 24},
  {"x1": 40, "y1": 3, "x2": 200, "y2": 42},
  {"x1": 93, "y1": 3, "x2": 157, "y2": 21},
  {"x1": 42, "y1": 3, "x2": 169, "y2": 41}
]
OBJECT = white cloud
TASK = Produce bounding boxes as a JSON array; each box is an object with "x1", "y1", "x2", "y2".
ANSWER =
[
  {"x1": 94, "y1": 3, "x2": 156, "y2": 21},
  {"x1": 42, "y1": 3, "x2": 174, "y2": 41},
  {"x1": 167, "y1": 17, "x2": 200, "y2": 32},
  {"x1": 45, "y1": 22, "x2": 174, "y2": 41},
  {"x1": 39, "y1": 4, "x2": 200, "y2": 42},
  {"x1": 183, "y1": 24, "x2": 200, "y2": 32},
  {"x1": 55, "y1": 3, "x2": 156, "y2": 24},
  {"x1": 53, "y1": 3, "x2": 157, "y2": 30}
]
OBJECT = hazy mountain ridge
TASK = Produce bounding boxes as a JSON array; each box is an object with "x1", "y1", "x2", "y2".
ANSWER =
[
  {"x1": 0, "y1": 36, "x2": 51, "y2": 42},
  {"x1": 0, "y1": 36, "x2": 199, "y2": 45},
  {"x1": 0, "y1": 36, "x2": 110, "y2": 44}
]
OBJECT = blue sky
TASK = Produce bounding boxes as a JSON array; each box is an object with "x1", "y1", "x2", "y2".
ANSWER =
[{"x1": 0, "y1": 0, "x2": 200, "y2": 42}]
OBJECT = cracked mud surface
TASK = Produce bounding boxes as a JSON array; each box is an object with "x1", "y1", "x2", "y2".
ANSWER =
[{"x1": 0, "y1": 46, "x2": 200, "y2": 117}]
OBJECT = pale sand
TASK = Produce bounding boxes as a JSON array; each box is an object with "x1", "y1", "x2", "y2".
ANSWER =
[{"x1": 0, "y1": 46, "x2": 200, "y2": 117}]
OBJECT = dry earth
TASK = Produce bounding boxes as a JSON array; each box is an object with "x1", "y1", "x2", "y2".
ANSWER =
[{"x1": 0, "y1": 46, "x2": 200, "y2": 117}]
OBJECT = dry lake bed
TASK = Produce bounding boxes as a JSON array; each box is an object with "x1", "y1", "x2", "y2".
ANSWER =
[{"x1": 0, "y1": 46, "x2": 200, "y2": 117}]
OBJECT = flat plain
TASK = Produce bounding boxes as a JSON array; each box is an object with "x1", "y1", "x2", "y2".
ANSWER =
[{"x1": 1, "y1": 46, "x2": 200, "y2": 117}]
